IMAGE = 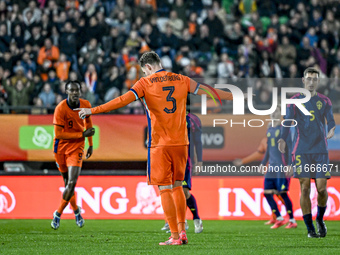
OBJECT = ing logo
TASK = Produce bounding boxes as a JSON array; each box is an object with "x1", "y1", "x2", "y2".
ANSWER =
[{"x1": 0, "y1": 186, "x2": 16, "y2": 214}]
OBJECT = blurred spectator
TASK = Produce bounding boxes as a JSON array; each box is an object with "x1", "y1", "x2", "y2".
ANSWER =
[
  {"x1": 0, "y1": 51, "x2": 14, "y2": 74},
  {"x1": 193, "y1": 24, "x2": 213, "y2": 65},
  {"x1": 309, "y1": 9, "x2": 323, "y2": 29},
  {"x1": 59, "y1": 22, "x2": 78, "y2": 71},
  {"x1": 157, "y1": 24, "x2": 179, "y2": 62},
  {"x1": 104, "y1": 86, "x2": 120, "y2": 103},
  {"x1": 23, "y1": 1, "x2": 42, "y2": 24},
  {"x1": 46, "y1": 70, "x2": 60, "y2": 92},
  {"x1": 84, "y1": 63, "x2": 98, "y2": 100},
  {"x1": 304, "y1": 27, "x2": 318, "y2": 47},
  {"x1": 55, "y1": 53, "x2": 71, "y2": 81},
  {"x1": 329, "y1": 66, "x2": 340, "y2": 104},
  {"x1": 12, "y1": 24, "x2": 25, "y2": 49},
  {"x1": 318, "y1": 22, "x2": 336, "y2": 50},
  {"x1": 110, "y1": 0, "x2": 132, "y2": 20},
  {"x1": 225, "y1": 22, "x2": 244, "y2": 57},
  {"x1": 187, "y1": 12, "x2": 199, "y2": 36},
  {"x1": 167, "y1": 10, "x2": 184, "y2": 38},
  {"x1": 37, "y1": 38, "x2": 60, "y2": 80},
  {"x1": 3, "y1": 79, "x2": 34, "y2": 107},
  {"x1": 172, "y1": 0, "x2": 188, "y2": 24},
  {"x1": 10, "y1": 66, "x2": 29, "y2": 87},
  {"x1": 79, "y1": 38, "x2": 104, "y2": 73},
  {"x1": 27, "y1": 25, "x2": 45, "y2": 48},
  {"x1": 108, "y1": 11, "x2": 131, "y2": 35},
  {"x1": 38, "y1": 83, "x2": 56, "y2": 107},
  {"x1": 124, "y1": 57, "x2": 141, "y2": 90},
  {"x1": 203, "y1": 8, "x2": 224, "y2": 39},
  {"x1": 324, "y1": 10, "x2": 340, "y2": 37},
  {"x1": 0, "y1": 23, "x2": 10, "y2": 52},
  {"x1": 275, "y1": 36, "x2": 296, "y2": 75},
  {"x1": 238, "y1": 35, "x2": 257, "y2": 68},
  {"x1": 125, "y1": 30, "x2": 141, "y2": 55},
  {"x1": 40, "y1": 13, "x2": 52, "y2": 38},
  {"x1": 31, "y1": 97, "x2": 48, "y2": 115},
  {"x1": 142, "y1": 23, "x2": 160, "y2": 51},
  {"x1": 81, "y1": 81, "x2": 97, "y2": 106},
  {"x1": 134, "y1": 0, "x2": 154, "y2": 21},
  {"x1": 238, "y1": 0, "x2": 257, "y2": 16},
  {"x1": 21, "y1": 51, "x2": 37, "y2": 75},
  {"x1": 217, "y1": 53, "x2": 235, "y2": 83},
  {"x1": 288, "y1": 64, "x2": 299, "y2": 79}
]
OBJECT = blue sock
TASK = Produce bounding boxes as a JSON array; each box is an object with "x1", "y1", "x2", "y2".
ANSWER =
[
  {"x1": 303, "y1": 214, "x2": 315, "y2": 232},
  {"x1": 317, "y1": 206, "x2": 326, "y2": 221},
  {"x1": 280, "y1": 193, "x2": 294, "y2": 219},
  {"x1": 186, "y1": 194, "x2": 200, "y2": 220},
  {"x1": 264, "y1": 194, "x2": 280, "y2": 217}
]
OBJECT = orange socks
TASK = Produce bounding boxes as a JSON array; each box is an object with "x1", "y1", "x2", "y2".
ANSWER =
[
  {"x1": 57, "y1": 199, "x2": 69, "y2": 215},
  {"x1": 160, "y1": 189, "x2": 179, "y2": 239},
  {"x1": 173, "y1": 186, "x2": 187, "y2": 232},
  {"x1": 69, "y1": 194, "x2": 78, "y2": 211}
]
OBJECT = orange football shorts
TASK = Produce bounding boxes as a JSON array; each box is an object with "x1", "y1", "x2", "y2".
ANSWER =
[
  {"x1": 54, "y1": 149, "x2": 84, "y2": 173},
  {"x1": 147, "y1": 145, "x2": 188, "y2": 186}
]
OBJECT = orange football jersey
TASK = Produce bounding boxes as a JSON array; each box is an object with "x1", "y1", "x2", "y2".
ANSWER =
[
  {"x1": 131, "y1": 69, "x2": 191, "y2": 147},
  {"x1": 53, "y1": 99, "x2": 91, "y2": 154}
]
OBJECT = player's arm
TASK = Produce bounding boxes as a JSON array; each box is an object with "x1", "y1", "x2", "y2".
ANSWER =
[
  {"x1": 85, "y1": 116, "x2": 94, "y2": 159},
  {"x1": 325, "y1": 101, "x2": 336, "y2": 139},
  {"x1": 278, "y1": 104, "x2": 295, "y2": 153},
  {"x1": 76, "y1": 80, "x2": 146, "y2": 118},
  {"x1": 54, "y1": 125, "x2": 95, "y2": 139},
  {"x1": 189, "y1": 79, "x2": 233, "y2": 100}
]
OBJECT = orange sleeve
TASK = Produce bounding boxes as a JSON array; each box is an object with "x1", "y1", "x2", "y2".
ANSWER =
[
  {"x1": 91, "y1": 90, "x2": 136, "y2": 114},
  {"x1": 85, "y1": 116, "x2": 93, "y2": 146},
  {"x1": 53, "y1": 105, "x2": 65, "y2": 127},
  {"x1": 130, "y1": 79, "x2": 145, "y2": 98},
  {"x1": 54, "y1": 125, "x2": 83, "y2": 139},
  {"x1": 189, "y1": 79, "x2": 233, "y2": 100},
  {"x1": 241, "y1": 137, "x2": 267, "y2": 164}
]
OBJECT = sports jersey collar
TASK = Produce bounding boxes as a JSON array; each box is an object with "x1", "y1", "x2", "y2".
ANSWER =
[
  {"x1": 155, "y1": 69, "x2": 166, "y2": 73},
  {"x1": 66, "y1": 99, "x2": 80, "y2": 110}
]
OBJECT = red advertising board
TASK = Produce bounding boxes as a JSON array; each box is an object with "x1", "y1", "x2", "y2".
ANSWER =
[
  {"x1": 1, "y1": 176, "x2": 340, "y2": 220},
  {"x1": 1, "y1": 114, "x2": 340, "y2": 162}
]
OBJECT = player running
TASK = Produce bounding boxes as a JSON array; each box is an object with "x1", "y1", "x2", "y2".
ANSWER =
[
  {"x1": 278, "y1": 67, "x2": 336, "y2": 238},
  {"x1": 51, "y1": 80, "x2": 95, "y2": 230},
  {"x1": 76, "y1": 52, "x2": 233, "y2": 245},
  {"x1": 162, "y1": 112, "x2": 203, "y2": 234},
  {"x1": 259, "y1": 107, "x2": 297, "y2": 229}
]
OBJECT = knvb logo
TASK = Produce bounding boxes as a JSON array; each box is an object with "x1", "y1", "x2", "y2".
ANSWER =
[{"x1": 200, "y1": 85, "x2": 312, "y2": 116}]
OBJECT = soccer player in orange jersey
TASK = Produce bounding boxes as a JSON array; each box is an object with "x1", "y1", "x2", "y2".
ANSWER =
[
  {"x1": 76, "y1": 52, "x2": 233, "y2": 245},
  {"x1": 51, "y1": 80, "x2": 95, "y2": 230}
]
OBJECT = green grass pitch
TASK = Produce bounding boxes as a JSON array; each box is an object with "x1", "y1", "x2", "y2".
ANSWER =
[{"x1": 1, "y1": 220, "x2": 339, "y2": 255}]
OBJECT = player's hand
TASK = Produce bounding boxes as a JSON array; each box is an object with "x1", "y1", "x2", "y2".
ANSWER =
[
  {"x1": 74, "y1": 108, "x2": 92, "y2": 119},
  {"x1": 86, "y1": 146, "x2": 93, "y2": 159},
  {"x1": 193, "y1": 161, "x2": 203, "y2": 176},
  {"x1": 327, "y1": 127, "x2": 335, "y2": 139},
  {"x1": 233, "y1": 159, "x2": 243, "y2": 167},
  {"x1": 278, "y1": 138, "x2": 286, "y2": 153},
  {"x1": 83, "y1": 128, "x2": 95, "y2": 137}
]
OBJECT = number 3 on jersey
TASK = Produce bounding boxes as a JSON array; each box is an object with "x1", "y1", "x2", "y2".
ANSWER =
[{"x1": 163, "y1": 86, "x2": 177, "y2": 114}]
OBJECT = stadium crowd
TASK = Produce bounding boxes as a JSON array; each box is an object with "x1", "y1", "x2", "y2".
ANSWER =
[{"x1": 0, "y1": 0, "x2": 340, "y2": 113}]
